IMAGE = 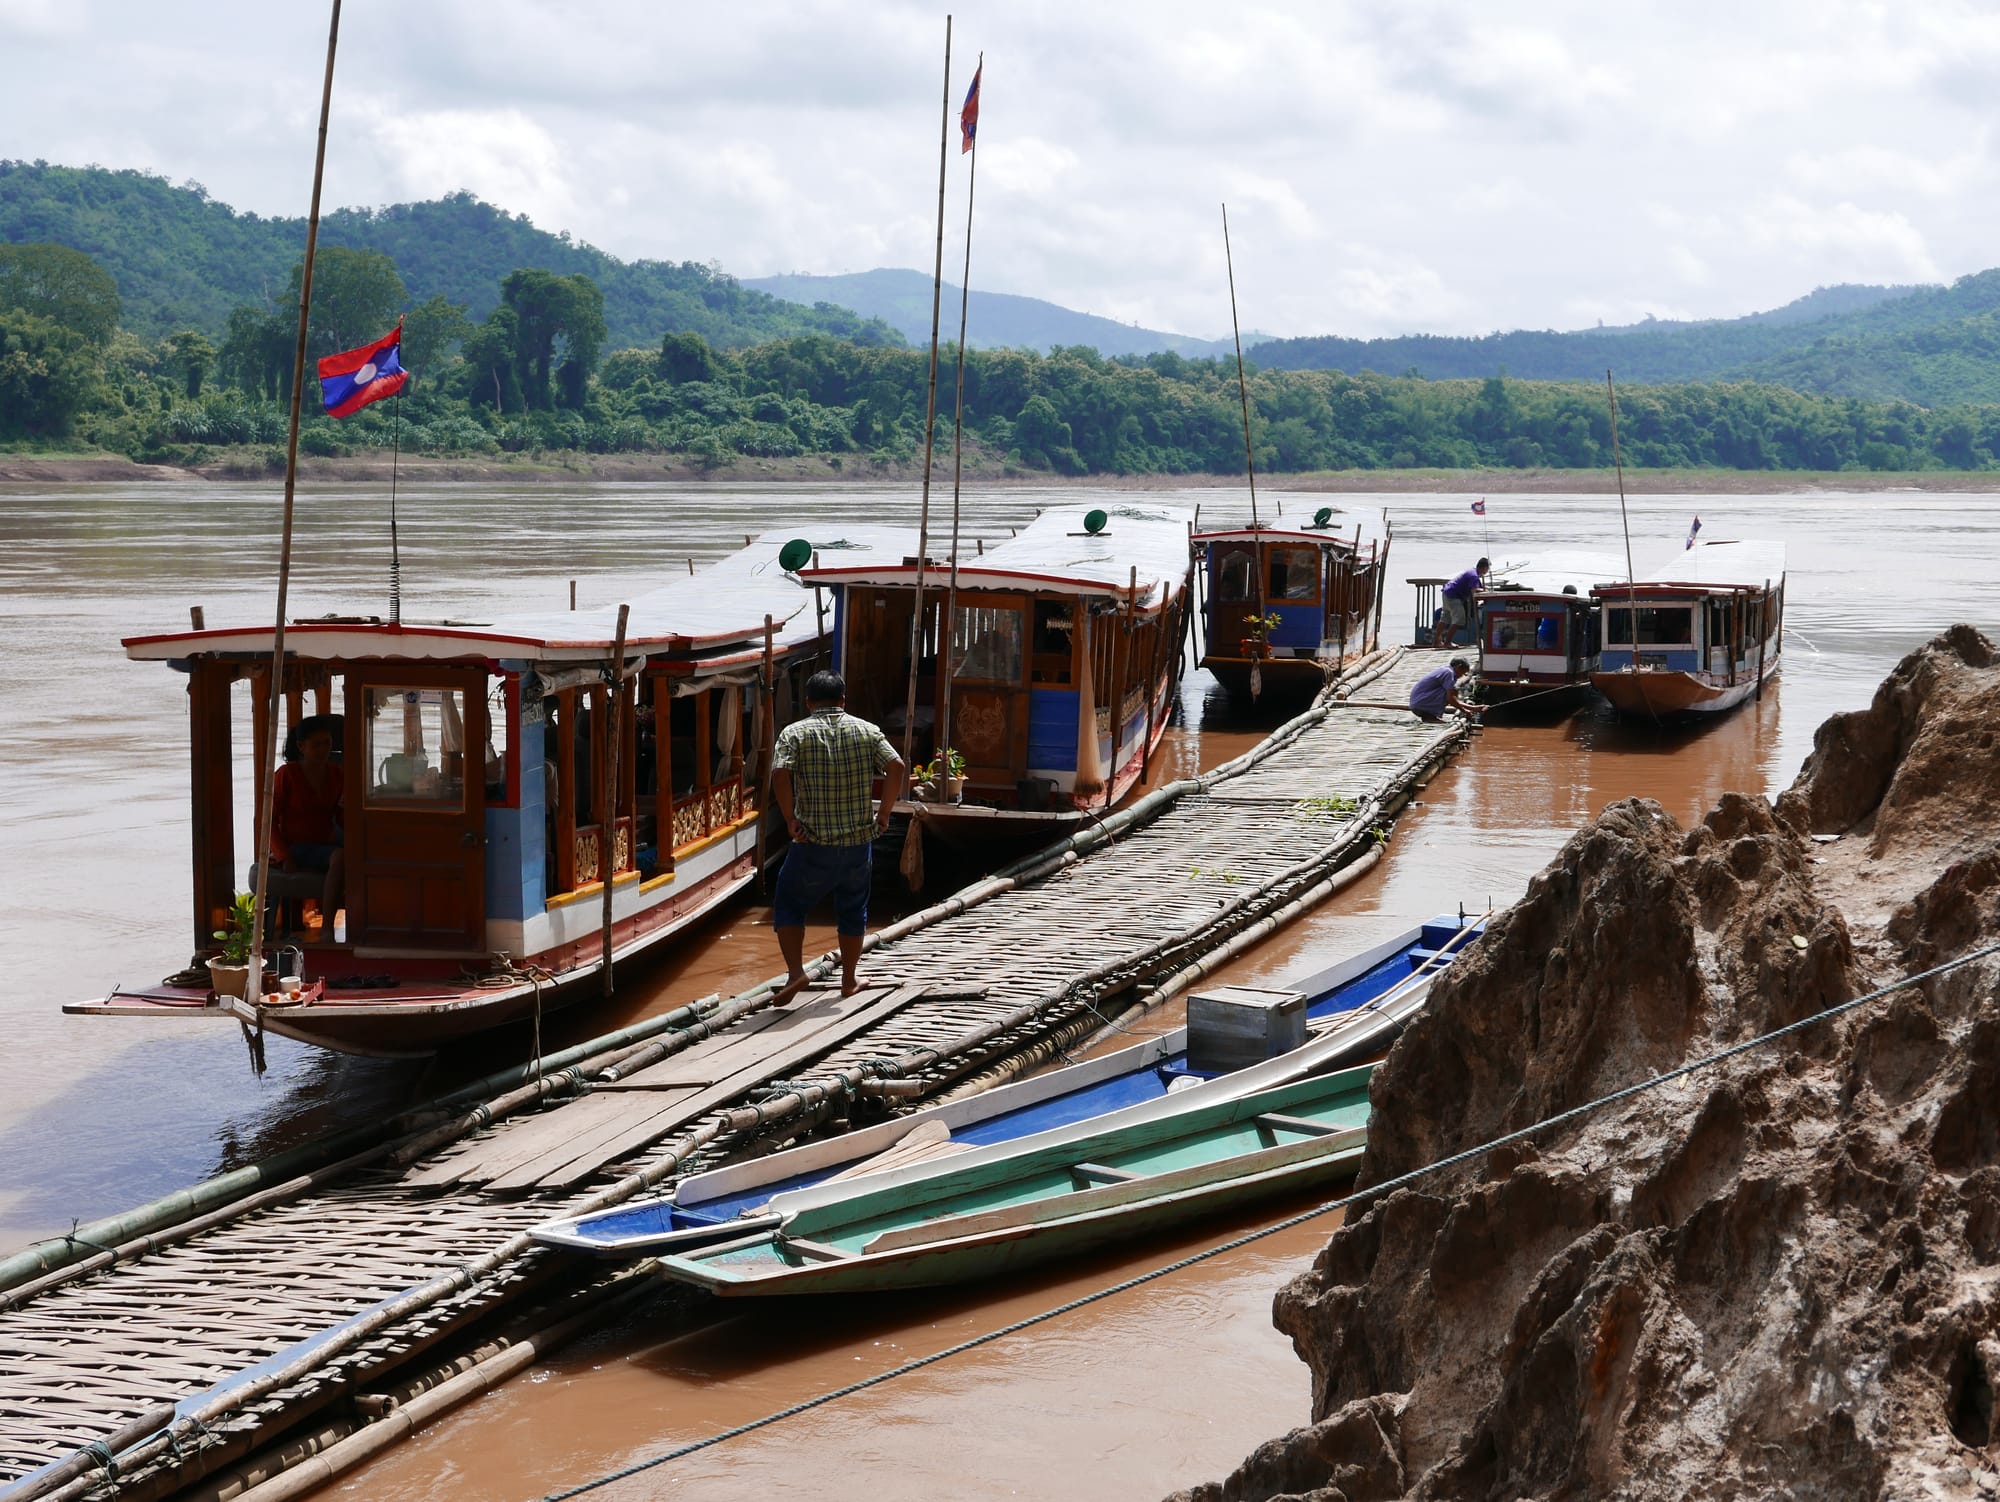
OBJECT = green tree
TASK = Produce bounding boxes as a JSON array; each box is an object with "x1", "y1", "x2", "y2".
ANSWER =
[
  {"x1": 402, "y1": 293, "x2": 470, "y2": 380},
  {"x1": 0, "y1": 309, "x2": 100, "y2": 437},
  {"x1": 460, "y1": 307, "x2": 523, "y2": 412},
  {"x1": 658, "y1": 329, "x2": 720, "y2": 385},
  {"x1": 500, "y1": 268, "x2": 606, "y2": 409},
  {"x1": 287, "y1": 246, "x2": 406, "y2": 362},
  {"x1": 218, "y1": 304, "x2": 290, "y2": 401},
  {"x1": 161, "y1": 329, "x2": 216, "y2": 399},
  {"x1": 0, "y1": 243, "x2": 121, "y2": 347}
]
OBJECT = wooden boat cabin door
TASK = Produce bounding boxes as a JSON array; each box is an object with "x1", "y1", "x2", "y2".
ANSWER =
[
  {"x1": 344, "y1": 667, "x2": 488, "y2": 953},
  {"x1": 940, "y1": 594, "x2": 1031, "y2": 788}
]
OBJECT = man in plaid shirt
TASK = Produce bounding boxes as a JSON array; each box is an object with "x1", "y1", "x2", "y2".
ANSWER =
[{"x1": 772, "y1": 671, "x2": 906, "y2": 995}]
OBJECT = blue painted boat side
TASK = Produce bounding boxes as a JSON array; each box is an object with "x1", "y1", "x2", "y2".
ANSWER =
[
  {"x1": 1026, "y1": 689, "x2": 1080, "y2": 772},
  {"x1": 1267, "y1": 603, "x2": 1320, "y2": 649}
]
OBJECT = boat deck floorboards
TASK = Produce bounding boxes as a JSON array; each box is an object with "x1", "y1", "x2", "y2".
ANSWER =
[{"x1": 0, "y1": 649, "x2": 1466, "y2": 1497}]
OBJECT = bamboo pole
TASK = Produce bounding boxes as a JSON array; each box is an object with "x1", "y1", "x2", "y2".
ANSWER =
[
  {"x1": 1606, "y1": 370, "x2": 1653, "y2": 720},
  {"x1": 937, "y1": 50, "x2": 981, "y2": 781},
  {"x1": 754, "y1": 614, "x2": 776, "y2": 892},
  {"x1": 900, "y1": 16, "x2": 954, "y2": 772},
  {"x1": 244, "y1": 0, "x2": 342, "y2": 1012},
  {"x1": 1223, "y1": 202, "x2": 1259, "y2": 529}
]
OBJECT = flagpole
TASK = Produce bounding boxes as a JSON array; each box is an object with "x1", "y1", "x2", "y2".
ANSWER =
[
  {"x1": 1223, "y1": 202, "x2": 1259, "y2": 530},
  {"x1": 389, "y1": 372, "x2": 403, "y2": 625},
  {"x1": 938, "y1": 54, "x2": 981, "y2": 792},
  {"x1": 900, "y1": 16, "x2": 953, "y2": 775},
  {"x1": 244, "y1": 0, "x2": 343, "y2": 1013}
]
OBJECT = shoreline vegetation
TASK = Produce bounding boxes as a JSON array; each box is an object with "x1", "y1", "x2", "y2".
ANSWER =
[{"x1": 8, "y1": 451, "x2": 2000, "y2": 493}]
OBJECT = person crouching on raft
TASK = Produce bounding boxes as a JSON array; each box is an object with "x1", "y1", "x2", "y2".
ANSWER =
[
  {"x1": 1409, "y1": 657, "x2": 1481, "y2": 723},
  {"x1": 771, "y1": 671, "x2": 906, "y2": 997}
]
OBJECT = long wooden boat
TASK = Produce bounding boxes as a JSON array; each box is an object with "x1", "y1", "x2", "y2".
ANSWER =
[
  {"x1": 1470, "y1": 551, "x2": 1624, "y2": 718},
  {"x1": 645, "y1": 1063, "x2": 1374, "y2": 1296},
  {"x1": 1590, "y1": 540, "x2": 1786, "y2": 719},
  {"x1": 1195, "y1": 505, "x2": 1390, "y2": 706},
  {"x1": 532, "y1": 914, "x2": 1481, "y2": 1259},
  {"x1": 801, "y1": 504, "x2": 1194, "y2": 852},
  {"x1": 65, "y1": 528, "x2": 915, "y2": 1056}
]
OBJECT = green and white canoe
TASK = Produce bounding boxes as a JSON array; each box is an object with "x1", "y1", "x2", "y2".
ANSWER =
[{"x1": 652, "y1": 1063, "x2": 1373, "y2": 1296}]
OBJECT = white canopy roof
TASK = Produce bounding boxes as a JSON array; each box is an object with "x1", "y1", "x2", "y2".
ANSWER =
[
  {"x1": 1592, "y1": 539, "x2": 1788, "y2": 596},
  {"x1": 803, "y1": 503, "x2": 1194, "y2": 613},
  {"x1": 125, "y1": 527, "x2": 917, "y2": 667},
  {"x1": 1193, "y1": 501, "x2": 1388, "y2": 551},
  {"x1": 1478, "y1": 549, "x2": 1628, "y2": 601}
]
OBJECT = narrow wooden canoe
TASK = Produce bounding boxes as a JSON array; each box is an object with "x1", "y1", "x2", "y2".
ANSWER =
[
  {"x1": 649, "y1": 1065, "x2": 1374, "y2": 1296},
  {"x1": 532, "y1": 915, "x2": 1481, "y2": 1259}
]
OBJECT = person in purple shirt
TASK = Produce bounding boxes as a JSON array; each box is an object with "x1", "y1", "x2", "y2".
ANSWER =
[
  {"x1": 1431, "y1": 556, "x2": 1490, "y2": 647},
  {"x1": 1409, "y1": 657, "x2": 1479, "y2": 722}
]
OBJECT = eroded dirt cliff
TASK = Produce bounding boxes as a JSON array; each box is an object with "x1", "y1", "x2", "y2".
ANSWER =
[{"x1": 1174, "y1": 626, "x2": 2000, "y2": 1501}]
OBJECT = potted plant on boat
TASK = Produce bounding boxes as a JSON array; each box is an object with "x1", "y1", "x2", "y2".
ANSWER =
[
  {"x1": 912, "y1": 748, "x2": 967, "y2": 803},
  {"x1": 1239, "y1": 611, "x2": 1283, "y2": 659},
  {"x1": 208, "y1": 892, "x2": 257, "y2": 999}
]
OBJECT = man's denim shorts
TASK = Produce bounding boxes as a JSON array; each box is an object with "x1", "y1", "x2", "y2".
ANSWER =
[{"x1": 772, "y1": 841, "x2": 873, "y2": 935}]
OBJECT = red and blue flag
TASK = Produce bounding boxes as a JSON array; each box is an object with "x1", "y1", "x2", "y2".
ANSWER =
[
  {"x1": 317, "y1": 324, "x2": 407, "y2": 418},
  {"x1": 960, "y1": 63, "x2": 981, "y2": 153},
  {"x1": 1470, "y1": 497, "x2": 1486, "y2": 516},
  {"x1": 1686, "y1": 514, "x2": 1702, "y2": 550}
]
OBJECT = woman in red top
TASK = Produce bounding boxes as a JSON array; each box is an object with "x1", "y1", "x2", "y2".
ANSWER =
[{"x1": 271, "y1": 717, "x2": 345, "y2": 922}]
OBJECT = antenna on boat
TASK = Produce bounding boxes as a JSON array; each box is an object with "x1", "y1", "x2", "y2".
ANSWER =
[
  {"x1": 938, "y1": 49, "x2": 982, "y2": 790},
  {"x1": 1223, "y1": 203, "x2": 1260, "y2": 529},
  {"x1": 900, "y1": 16, "x2": 954, "y2": 773},
  {"x1": 245, "y1": 0, "x2": 343, "y2": 1011},
  {"x1": 1605, "y1": 369, "x2": 1654, "y2": 718}
]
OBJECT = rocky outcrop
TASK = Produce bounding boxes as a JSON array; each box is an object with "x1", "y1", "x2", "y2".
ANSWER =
[{"x1": 1173, "y1": 627, "x2": 2000, "y2": 1502}]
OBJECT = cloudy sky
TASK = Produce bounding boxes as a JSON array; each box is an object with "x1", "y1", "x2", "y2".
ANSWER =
[{"x1": 4, "y1": 0, "x2": 1996, "y2": 342}]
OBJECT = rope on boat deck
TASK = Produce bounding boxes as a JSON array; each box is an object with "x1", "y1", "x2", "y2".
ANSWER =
[{"x1": 538, "y1": 938, "x2": 2000, "y2": 1501}]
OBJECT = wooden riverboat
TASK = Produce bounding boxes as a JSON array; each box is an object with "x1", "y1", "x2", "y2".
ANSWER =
[
  {"x1": 65, "y1": 528, "x2": 915, "y2": 1056},
  {"x1": 1195, "y1": 505, "x2": 1390, "y2": 706},
  {"x1": 533, "y1": 914, "x2": 1481, "y2": 1259},
  {"x1": 1590, "y1": 541, "x2": 1786, "y2": 720},
  {"x1": 1471, "y1": 551, "x2": 1624, "y2": 718},
  {"x1": 801, "y1": 504, "x2": 1195, "y2": 851},
  {"x1": 643, "y1": 1063, "x2": 1374, "y2": 1296}
]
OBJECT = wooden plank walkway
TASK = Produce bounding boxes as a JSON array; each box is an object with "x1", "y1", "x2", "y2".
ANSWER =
[{"x1": 0, "y1": 649, "x2": 1467, "y2": 1499}]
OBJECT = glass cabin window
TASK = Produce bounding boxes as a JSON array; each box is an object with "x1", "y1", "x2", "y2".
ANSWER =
[
  {"x1": 1215, "y1": 548, "x2": 1256, "y2": 601},
  {"x1": 1031, "y1": 599, "x2": 1075, "y2": 683},
  {"x1": 1488, "y1": 612, "x2": 1563, "y2": 652},
  {"x1": 1605, "y1": 606, "x2": 1694, "y2": 647},
  {"x1": 950, "y1": 605, "x2": 1025, "y2": 683},
  {"x1": 1268, "y1": 545, "x2": 1319, "y2": 601},
  {"x1": 365, "y1": 687, "x2": 467, "y2": 809}
]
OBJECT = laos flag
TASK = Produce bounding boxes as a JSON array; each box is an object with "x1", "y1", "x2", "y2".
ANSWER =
[{"x1": 318, "y1": 324, "x2": 407, "y2": 418}]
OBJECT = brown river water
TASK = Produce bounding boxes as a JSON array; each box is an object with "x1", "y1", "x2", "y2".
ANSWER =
[{"x1": 0, "y1": 479, "x2": 1992, "y2": 1499}]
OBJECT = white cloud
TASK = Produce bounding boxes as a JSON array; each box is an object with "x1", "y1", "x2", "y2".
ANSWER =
[{"x1": 3, "y1": 0, "x2": 1997, "y2": 340}]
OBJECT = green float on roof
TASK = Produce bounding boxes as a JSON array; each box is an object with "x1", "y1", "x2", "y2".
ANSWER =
[
  {"x1": 1313, "y1": 507, "x2": 1334, "y2": 528},
  {"x1": 1083, "y1": 509, "x2": 1109, "y2": 535},
  {"x1": 778, "y1": 538, "x2": 814, "y2": 572}
]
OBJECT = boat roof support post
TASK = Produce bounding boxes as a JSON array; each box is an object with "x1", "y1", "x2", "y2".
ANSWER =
[{"x1": 601, "y1": 603, "x2": 629, "y2": 998}]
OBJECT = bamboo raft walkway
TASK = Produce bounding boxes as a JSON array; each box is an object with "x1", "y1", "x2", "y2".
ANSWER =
[{"x1": 0, "y1": 648, "x2": 1470, "y2": 1502}]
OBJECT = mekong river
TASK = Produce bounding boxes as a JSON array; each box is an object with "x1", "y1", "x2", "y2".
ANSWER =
[{"x1": 0, "y1": 479, "x2": 1991, "y2": 1499}]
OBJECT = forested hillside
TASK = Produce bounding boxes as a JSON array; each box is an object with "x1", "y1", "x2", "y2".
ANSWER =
[
  {"x1": 745, "y1": 269, "x2": 1242, "y2": 358},
  {"x1": 0, "y1": 162, "x2": 902, "y2": 350},
  {"x1": 1252, "y1": 274, "x2": 2000, "y2": 407}
]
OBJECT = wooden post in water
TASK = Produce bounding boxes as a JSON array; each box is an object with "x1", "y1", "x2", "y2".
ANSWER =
[
  {"x1": 600, "y1": 603, "x2": 629, "y2": 998},
  {"x1": 244, "y1": 0, "x2": 343, "y2": 1007},
  {"x1": 900, "y1": 16, "x2": 954, "y2": 773},
  {"x1": 190, "y1": 606, "x2": 205, "y2": 631},
  {"x1": 569, "y1": 580, "x2": 576, "y2": 611},
  {"x1": 1371, "y1": 526, "x2": 1391, "y2": 653}
]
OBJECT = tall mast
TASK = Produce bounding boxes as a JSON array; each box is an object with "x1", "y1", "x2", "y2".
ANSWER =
[
  {"x1": 245, "y1": 0, "x2": 343, "y2": 1007},
  {"x1": 938, "y1": 52, "x2": 982, "y2": 785},
  {"x1": 900, "y1": 17, "x2": 953, "y2": 772}
]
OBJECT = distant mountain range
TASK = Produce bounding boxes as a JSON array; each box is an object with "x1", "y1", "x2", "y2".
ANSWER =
[
  {"x1": 745, "y1": 269, "x2": 1253, "y2": 359},
  {"x1": 1246, "y1": 278, "x2": 2000, "y2": 405},
  {"x1": 11, "y1": 162, "x2": 2000, "y2": 407},
  {"x1": 0, "y1": 162, "x2": 904, "y2": 351}
]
